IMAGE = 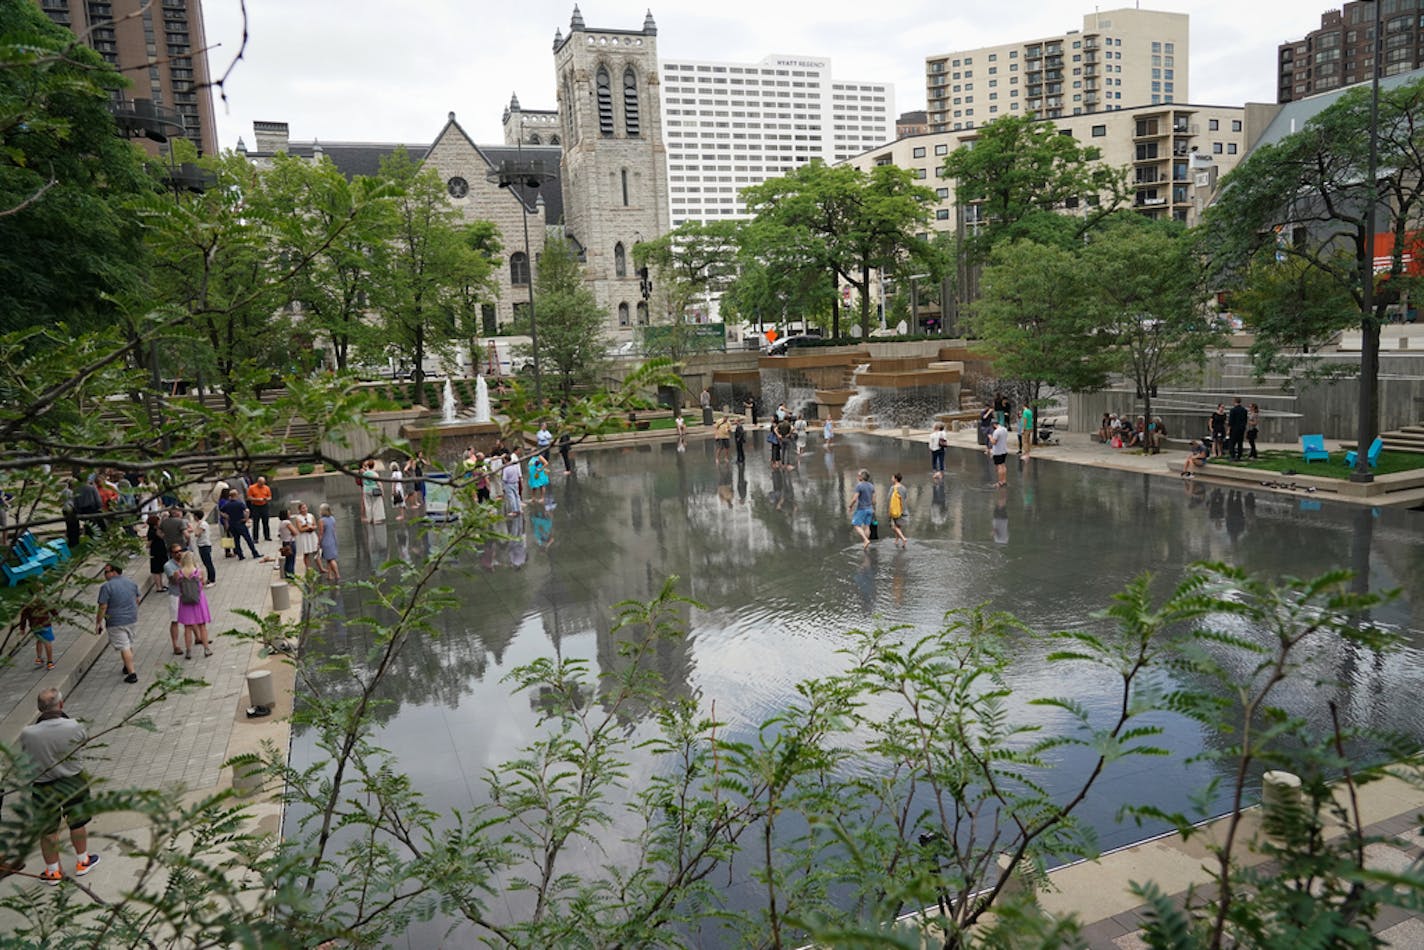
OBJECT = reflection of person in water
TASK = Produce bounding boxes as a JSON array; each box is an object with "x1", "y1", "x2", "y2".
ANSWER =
[
  {"x1": 1225, "y1": 489, "x2": 1245, "y2": 543},
  {"x1": 504, "y1": 512, "x2": 527, "y2": 569},
  {"x1": 853, "y1": 546, "x2": 878, "y2": 611},
  {"x1": 531, "y1": 502, "x2": 553, "y2": 549},
  {"x1": 992, "y1": 487, "x2": 1009, "y2": 545}
]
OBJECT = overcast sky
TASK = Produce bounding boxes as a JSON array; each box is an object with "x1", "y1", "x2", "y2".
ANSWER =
[{"x1": 202, "y1": 1, "x2": 1326, "y2": 151}]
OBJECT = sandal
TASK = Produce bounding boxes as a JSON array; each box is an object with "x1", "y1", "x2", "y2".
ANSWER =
[
  {"x1": 46, "y1": 661, "x2": 55, "y2": 670},
  {"x1": 184, "y1": 650, "x2": 192, "y2": 660},
  {"x1": 173, "y1": 648, "x2": 183, "y2": 656}
]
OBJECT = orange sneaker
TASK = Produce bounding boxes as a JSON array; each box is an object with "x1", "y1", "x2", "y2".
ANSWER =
[
  {"x1": 74, "y1": 854, "x2": 100, "y2": 876},
  {"x1": 39, "y1": 867, "x2": 62, "y2": 885}
]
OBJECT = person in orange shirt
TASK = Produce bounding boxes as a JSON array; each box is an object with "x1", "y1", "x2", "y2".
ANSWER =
[{"x1": 246, "y1": 476, "x2": 273, "y2": 542}]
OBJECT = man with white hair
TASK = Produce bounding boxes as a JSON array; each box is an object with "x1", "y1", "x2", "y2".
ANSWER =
[{"x1": 19, "y1": 688, "x2": 101, "y2": 884}]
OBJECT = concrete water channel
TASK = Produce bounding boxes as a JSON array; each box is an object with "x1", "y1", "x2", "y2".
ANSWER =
[{"x1": 289, "y1": 432, "x2": 1424, "y2": 946}]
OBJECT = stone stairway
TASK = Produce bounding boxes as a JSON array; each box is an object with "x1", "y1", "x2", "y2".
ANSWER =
[{"x1": 1342, "y1": 422, "x2": 1424, "y2": 454}]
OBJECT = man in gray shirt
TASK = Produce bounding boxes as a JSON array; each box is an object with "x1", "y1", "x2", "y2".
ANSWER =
[
  {"x1": 95, "y1": 562, "x2": 140, "y2": 683},
  {"x1": 159, "y1": 506, "x2": 190, "y2": 550},
  {"x1": 163, "y1": 543, "x2": 185, "y2": 655},
  {"x1": 19, "y1": 688, "x2": 101, "y2": 884}
]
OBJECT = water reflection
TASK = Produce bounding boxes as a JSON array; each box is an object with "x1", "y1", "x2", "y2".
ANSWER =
[{"x1": 289, "y1": 437, "x2": 1424, "y2": 917}]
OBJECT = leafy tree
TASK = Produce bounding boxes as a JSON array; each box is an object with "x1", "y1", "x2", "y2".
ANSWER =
[
  {"x1": 721, "y1": 221, "x2": 833, "y2": 335},
  {"x1": 970, "y1": 239, "x2": 1114, "y2": 417},
  {"x1": 1228, "y1": 248, "x2": 1358, "y2": 381},
  {"x1": 1204, "y1": 76, "x2": 1424, "y2": 467},
  {"x1": 139, "y1": 149, "x2": 307, "y2": 401},
  {"x1": 371, "y1": 148, "x2": 490, "y2": 399},
  {"x1": 0, "y1": 0, "x2": 152, "y2": 335},
  {"x1": 942, "y1": 113, "x2": 1126, "y2": 264},
  {"x1": 261, "y1": 153, "x2": 398, "y2": 372},
  {"x1": 528, "y1": 236, "x2": 606, "y2": 405},
  {"x1": 633, "y1": 220, "x2": 739, "y2": 360},
  {"x1": 1082, "y1": 215, "x2": 1225, "y2": 428},
  {"x1": 742, "y1": 161, "x2": 937, "y2": 338}
]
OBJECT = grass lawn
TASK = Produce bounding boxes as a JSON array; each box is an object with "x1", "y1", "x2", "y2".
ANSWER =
[
  {"x1": 1208, "y1": 449, "x2": 1424, "y2": 479},
  {"x1": 643, "y1": 416, "x2": 704, "y2": 431}
]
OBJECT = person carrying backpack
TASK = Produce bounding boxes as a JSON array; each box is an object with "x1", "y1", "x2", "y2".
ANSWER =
[{"x1": 888, "y1": 473, "x2": 908, "y2": 547}]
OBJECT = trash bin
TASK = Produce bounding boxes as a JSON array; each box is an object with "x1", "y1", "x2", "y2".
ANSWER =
[
  {"x1": 246, "y1": 670, "x2": 276, "y2": 709},
  {"x1": 269, "y1": 581, "x2": 290, "y2": 612}
]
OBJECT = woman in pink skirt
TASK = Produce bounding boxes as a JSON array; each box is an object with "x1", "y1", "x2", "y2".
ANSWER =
[{"x1": 175, "y1": 551, "x2": 213, "y2": 658}]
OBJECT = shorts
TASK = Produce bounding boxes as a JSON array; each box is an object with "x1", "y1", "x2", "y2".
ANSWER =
[
  {"x1": 770, "y1": 444, "x2": 782, "y2": 462},
  {"x1": 106, "y1": 622, "x2": 135, "y2": 651},
  {"x1": 992, "y1": 453, "x2": 1008, "y2": 465},
  {"x1": 852, "y1": 508, "x2": 874, "y2": 527},
  {"x1": 716, "y1": 438, "x2": 730, "y2": 449},
  {"x1": 33, "y1": 625, "x2": 55, "y2": 643},
  {"x1": 168, "y1": 596, "x2": 181, "y2": 622},
  {"x1": 33, "y1": 774, "x2": 92, "y2": 834}
]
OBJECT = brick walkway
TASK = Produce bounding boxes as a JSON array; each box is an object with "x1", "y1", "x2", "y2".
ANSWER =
[{"x1": 1, "y1": 538, "x2": 297, "y2": 914}]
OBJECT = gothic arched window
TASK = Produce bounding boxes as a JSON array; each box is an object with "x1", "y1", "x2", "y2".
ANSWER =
[
  {"x1": 618, "y1": 302, "x2": 630, "y2": 326},
  {"x1": 510, "y1": 252, "x2": 530, "y2": 286},
  {"x1": 614, "y1": 242, "x2": 627, "y2": 277},
  {"x1": 596, "y1": 67, "x2": 614, "y2": 137},
  {"x1": 623, "y1": 67, "x2": 640, "y2": 136},
  {"x1": 621, "y1": 168, "x2": 629, "y2": 206},
  {"x1": 636, "y1": 302, "x2": 649, "y2": 325},
  {"x1": 550, "y1": 134, "x2": 560, "y2": 145},
  {"x1": 529, "y1": 133, "x2": 541, "y2": 145}
]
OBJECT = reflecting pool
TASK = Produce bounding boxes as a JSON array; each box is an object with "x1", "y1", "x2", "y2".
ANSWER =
[{"x1": 288, "y1": 433, "x2": 1424, "y2": 946}]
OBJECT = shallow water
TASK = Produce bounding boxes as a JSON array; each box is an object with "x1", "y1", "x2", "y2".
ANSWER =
[{"x1": 288, "y1": 433, "x2": 1424, "y2": 946}]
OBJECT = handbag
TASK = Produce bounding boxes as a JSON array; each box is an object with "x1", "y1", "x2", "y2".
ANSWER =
[
  {"x1": 279, "y1": 542, "x2": 294, "y2": 557},
  {"x1": 220, "y1": 536, "x2": 235, "y2": 550},
  {"x1": 868, "y1": 518, "x2": 879, "y2": 541}
]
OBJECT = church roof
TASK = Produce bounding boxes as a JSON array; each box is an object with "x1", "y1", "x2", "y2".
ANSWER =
[{"x1": 243, "y1": 141, "x2": 427, "y2": 180}]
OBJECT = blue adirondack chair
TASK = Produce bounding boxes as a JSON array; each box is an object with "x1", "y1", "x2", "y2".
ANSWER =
[
  {"x1": 1, "y1": 558, "x2": 44, "y2": 586},
  {"x1": 1301, "y1": 434, "x2": 1330, "y2": 463},
  {"x1": 15, "y1": 531, "x2": 58, "y2": 569},
  {"x1": 1345, "y1": 436, "x2": 1384, "y2": 469}
]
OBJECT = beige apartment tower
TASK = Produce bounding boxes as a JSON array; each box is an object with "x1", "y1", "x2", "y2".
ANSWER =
[
  {"x1": 925, "y1": 7, "x2": 1188, "y2": 132},
  {"x1": 35, "y1": 0, "x2": 218, "y2": 155}
]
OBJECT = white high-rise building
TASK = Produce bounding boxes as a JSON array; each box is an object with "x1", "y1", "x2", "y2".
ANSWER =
[{"x1": 659, "y1": 54, "x2": 895, "y2": 225}]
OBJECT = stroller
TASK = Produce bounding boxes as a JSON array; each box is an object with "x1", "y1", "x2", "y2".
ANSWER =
[{"x1": 1035, "y1": 420, "x2": 1060, "y2": 446}]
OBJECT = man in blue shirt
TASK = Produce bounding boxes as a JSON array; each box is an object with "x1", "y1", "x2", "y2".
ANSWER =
[
  {"x1": 219, "y1": 489, "x2": 260, "y2": 559},
  {"x1": 95, "y1": 563, "x2": 141, "y2": 683}
]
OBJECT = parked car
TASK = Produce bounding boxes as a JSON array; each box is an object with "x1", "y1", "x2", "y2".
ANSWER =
[{"x1": 764, "y1": 334, "x2": 821, "y2": 356}]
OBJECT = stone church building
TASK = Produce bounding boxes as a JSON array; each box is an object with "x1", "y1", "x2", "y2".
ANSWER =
[{"x1": 240, "y1": 6, "x2": 670, "y2": 343}]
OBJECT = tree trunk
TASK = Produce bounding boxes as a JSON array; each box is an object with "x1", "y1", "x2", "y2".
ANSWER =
[
  {"x1": 412, "y1": 319, "x2": 426, "y2": 407},
  {"x1": 830, "y1": 267, "x2": 840, "y2": 339}
]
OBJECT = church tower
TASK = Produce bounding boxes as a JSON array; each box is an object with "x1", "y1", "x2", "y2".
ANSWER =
[{"x1": 554, "y1": 6, "x2": 669, "y2": 339}]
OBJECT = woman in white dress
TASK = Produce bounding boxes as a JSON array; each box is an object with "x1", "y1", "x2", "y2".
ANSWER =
[
  {"x1": 388, "y1": 461, "x2": 406, "y2": 522},
  {"x1": 361, "y1": 459, "x2": 385, "y2": 525},
  {"x1": 292, "y1": 501, "x2": 320, "y2": 574}
]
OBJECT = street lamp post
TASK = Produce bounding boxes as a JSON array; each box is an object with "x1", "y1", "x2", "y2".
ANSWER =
[
  {"x1": 487, "y1": 138, "x2": 554, "y2": 406},
  {"x1": 1353, "y1": 0, "x2": 1384, "y2": 483}
]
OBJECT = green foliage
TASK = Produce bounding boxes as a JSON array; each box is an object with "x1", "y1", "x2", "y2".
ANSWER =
[
  {"x1": 969, "y1": 238, "x2": 1115, "y2": 408},
  {"x1": 942, "y1": 113, "x2": 1127, "y2": 263},
  {"x1": 0, "y1": 0, "x2": 152, "y2": 336},
  {"x1": 527, "y1": 236, "x2": 607, "y2": 405},
  {"x1": 2, "y1": 561, "x2": 1421, "y2": 946},
  {"x1": 1228, "y1": 248, "x2": 1359, "y2": 382},
  {"x1": 741, "y1": 161, "x2": 938, "y2": 338},
  {"x1": 1080, "y1": 214, "x2": 1225, "y2": 423},
  {"x1": 369, "y1": 148, "x2": 496, "y2": 397},
  {"x1": 634, "y1": 220, "x2": 741, "y2": 360},
  {"x1": 1203, "y1": 76, "x2": 1424, "y2": 429}
]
